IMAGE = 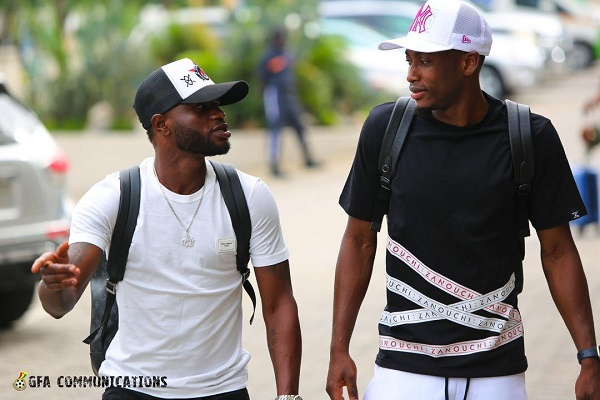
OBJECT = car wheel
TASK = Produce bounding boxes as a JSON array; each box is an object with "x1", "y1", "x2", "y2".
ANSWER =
[
  {"x1": 0, "y1": 284, "x2": 35, "y2": 326},
  {"x1": 480, "y1": 65, "x2": 506, "y2": 99},
  {"x1": 570, "y1": 41, "x2": 595, "y2": 70}
]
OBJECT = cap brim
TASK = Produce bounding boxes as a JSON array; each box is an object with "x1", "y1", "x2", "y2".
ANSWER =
[
  {"x1": 182, "y1": 80, "x2": 249, "y2": 106},
  {"x1": 379, "y1": 36, "x2": 452, "y2": 53}
]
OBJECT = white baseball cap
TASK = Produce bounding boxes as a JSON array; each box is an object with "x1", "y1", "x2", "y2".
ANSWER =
[
  {"x1": 133, "y1": 58, "x2": 249, "y2": 130},
  {"x1": 378, "y1": 0, "x2": 492, "y2": 56}
]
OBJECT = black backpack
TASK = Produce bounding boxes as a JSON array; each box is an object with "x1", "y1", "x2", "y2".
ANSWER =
[
  {"x1": 83, "y1": 160, "x2": 256, "y2": 376},
  {"x1": 370, "y1": 97, "x2": 534, "y2": 292}
]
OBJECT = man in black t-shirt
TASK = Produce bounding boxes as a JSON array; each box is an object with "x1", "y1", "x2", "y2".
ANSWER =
[{"x1": 325, "y1": 1, "x2": 600, "y2": 399}]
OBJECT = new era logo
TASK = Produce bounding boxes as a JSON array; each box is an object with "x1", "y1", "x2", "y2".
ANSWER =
[{"x1": 462, "y1": 35, "x2": 471, "y2": 44}]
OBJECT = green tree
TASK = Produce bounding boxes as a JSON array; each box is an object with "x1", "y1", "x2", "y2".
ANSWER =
[
  {"x1": 1, "y1": 0, "x2": 379, "y2": 130},
  {"x1": 5, "y1": 0, "x2": 153, "y2": 128}
]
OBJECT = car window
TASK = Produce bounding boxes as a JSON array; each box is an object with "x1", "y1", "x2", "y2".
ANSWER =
[
  {"x1": 321, "y1": 18, "x2": 393, "y2": 48},
  {"x1": 348, "y1": 15, "x2": 414, "y2": 38},
  {"x1": 0, "y1": 94, "x2": 42, "y2": 145}
]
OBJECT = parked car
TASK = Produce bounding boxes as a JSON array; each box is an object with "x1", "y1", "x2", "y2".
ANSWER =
[
  {"x1": 319, "y1": 17, "x2": 411, "y2": 96},
  {"x1": 319, "y1": 0, "x2": 551, "y2": 98},
  {"x1": 0, "y1": 77, "x2": 71, "y2": 326},
  {"x1": 471, "y1": 0, "x2": 599, "y2": 69}
]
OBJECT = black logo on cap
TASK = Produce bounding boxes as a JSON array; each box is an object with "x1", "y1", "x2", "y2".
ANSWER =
[{"x1": 181, "y1": 74, "x2": 195, "y2": 87}]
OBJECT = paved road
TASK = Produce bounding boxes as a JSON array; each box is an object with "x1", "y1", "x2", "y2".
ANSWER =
[{"x1": 1, "y1": 65, "x2": 600, "y2": 400}]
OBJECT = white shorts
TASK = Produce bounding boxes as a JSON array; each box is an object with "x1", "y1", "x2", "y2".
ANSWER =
[{"x1": 363, "y1": 365, "x2": 527, "y2": 400}]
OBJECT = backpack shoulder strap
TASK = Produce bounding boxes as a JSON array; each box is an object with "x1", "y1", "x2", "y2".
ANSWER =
[
  {"x1": 371, "y1": 96, "x2": 417, "y2": 232},
  {"x1": 83, "y1": 165, "x2": 141, "y2": 346},
  {"x1": 210, "y1": 160, "x2": 256, "y2": 324},
  {"x1": 506, "y1": 99, "x2": 534, "y2": 258},
  {"x1": 107, "y1": 166, "x2": 141, "y2": 286}
]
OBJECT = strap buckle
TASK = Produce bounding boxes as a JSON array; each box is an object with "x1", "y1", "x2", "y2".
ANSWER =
[
  {"x1": 242, "y1": 269, "x2": 250, "y2": 283},
  {"x1": 518, "y1": 183, "x2": 531, "y2": 196},
  {"x1": 379, "y1": 176, "x2": 391, "y2": 191},
  {"x1": 105, "y1": 280, "x2": 117, "y2": 295}
]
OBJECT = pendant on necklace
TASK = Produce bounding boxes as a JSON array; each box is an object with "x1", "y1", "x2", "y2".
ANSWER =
[{"x1": 181, "y1": 234, "x2": 195, "y2": 248}]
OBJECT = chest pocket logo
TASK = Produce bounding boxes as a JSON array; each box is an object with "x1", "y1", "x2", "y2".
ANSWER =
[{"x1": 217, "y1": 237, "x2": 237, "y2": 254}]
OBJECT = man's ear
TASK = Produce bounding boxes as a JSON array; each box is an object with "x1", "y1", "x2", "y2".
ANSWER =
[
  {"x1": 151, "y1": 113, "x2": 169, "y2": 136},
  {"x1": 463, "y1": 52, "x2": 481, "y2": 76}
]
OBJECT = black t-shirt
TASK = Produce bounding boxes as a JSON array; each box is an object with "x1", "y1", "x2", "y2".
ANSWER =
[{"x1": 339, "y1": 94, "x2": 587, "y2": 378}]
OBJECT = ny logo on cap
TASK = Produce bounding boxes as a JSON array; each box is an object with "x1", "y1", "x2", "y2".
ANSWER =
[
  {"x1": 410, "y1": 5, "x2": 434, "y2": 33},
  {"x1": 191, "y1": 65, "x2": 210, "y2": 81}
]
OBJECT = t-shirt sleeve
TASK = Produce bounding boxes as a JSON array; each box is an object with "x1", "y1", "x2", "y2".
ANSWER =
[
  {"x1": 244, "y1": 176, "x2": 290, "y2": 267},
  {"x1": 339, "y1": 102, "x2": 393, "y2": 221},
  {"x1": 528, "y1": 115, "x2": 587, "y2": 230},
  {"x1": 68, "y1": 172, "x2": 120, "y2": 251}
]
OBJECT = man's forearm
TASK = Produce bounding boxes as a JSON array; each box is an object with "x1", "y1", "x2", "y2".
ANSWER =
[
  {"x1": 38, "y1": 284, "x2": 79, "y2": 319},
  {"x1": 264, "y1": 298, "x2": 302, "y2": 395},
  {"x1": 542, "y1": 247, "x2": 597, "y2": 350},
  {"x1": 330, "y1": 233, "x2": 377, "y2": 354}
]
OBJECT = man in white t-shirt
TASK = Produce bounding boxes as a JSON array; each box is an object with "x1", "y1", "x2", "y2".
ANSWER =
[{"x1": 32, "y1": 58, "x2": 303, "y2": 400}]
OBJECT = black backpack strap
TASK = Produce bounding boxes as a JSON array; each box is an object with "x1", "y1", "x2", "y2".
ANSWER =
[
  {"x1": 83, "y1": 165, "x2": 141, "y2": 346},
  {"x1": 371, "y1": 97, "x2": 417, "y2": 232},
  {"x1": 107, "y1": 166, "x2": 141, "y2": 286},
  {"x1": 506, "y1": 100, "x2": 534, "y2": 259},
  {"x1": 210, "y1": 160, "x2": 256, "y2": 324},
  {"x1": 506, "y1": 100, "x2": 533, "y2": 295}
]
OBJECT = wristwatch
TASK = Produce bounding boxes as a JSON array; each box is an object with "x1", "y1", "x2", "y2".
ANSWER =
[
  {"x1": 275, "y1": 396, "x2": 303, "y2": 400},
  {"x1": 577, "y1": 345, "x2": 600, "y2": 364}
]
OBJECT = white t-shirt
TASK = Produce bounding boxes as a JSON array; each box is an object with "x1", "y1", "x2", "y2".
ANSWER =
[{"x1": 70, "y1": 157, "x2": 289, "y2": 398}]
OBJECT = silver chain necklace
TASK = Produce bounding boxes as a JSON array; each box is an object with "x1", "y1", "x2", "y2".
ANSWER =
[{"x1": 153, "y1": 167, "x2": 205, "y2": 247}]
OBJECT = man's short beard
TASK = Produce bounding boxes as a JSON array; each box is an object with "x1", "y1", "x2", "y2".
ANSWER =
[{"x1": 173, "y1": 123, "x2": 230, "y2": 156}]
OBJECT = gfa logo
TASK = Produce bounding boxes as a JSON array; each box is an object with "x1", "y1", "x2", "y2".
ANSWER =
[
  {"x1": 409, "y1": 5, "x2": 434, "y2": 33},
  {"x1": 13, "y1": 371, "x2": 27, "y2": 391}
]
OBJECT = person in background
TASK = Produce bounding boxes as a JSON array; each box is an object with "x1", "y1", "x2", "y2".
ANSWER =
[
  {"x1": 258, "y1": 27, "x2": 319, "y2": 177},
  {"x1": 326, "y1": 1, "x2": 600, "y2": 399},
  {"x1": 582, "y1": 87, "x2": 600, "y2": 151},
  {"x1": 32, "y1": 58, "x2": 303, "y2": 400}
]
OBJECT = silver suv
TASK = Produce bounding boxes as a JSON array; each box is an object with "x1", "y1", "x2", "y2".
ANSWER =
[{"x1": 0, "y1": 80, "x2": 71, "y2": 325}]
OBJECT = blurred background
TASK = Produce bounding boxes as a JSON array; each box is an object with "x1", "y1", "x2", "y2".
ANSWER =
[
  {"x1": 2, "y1": 0, "x2": 600, "y2": 131},
  {"x1": 1, "y1": 0, "x2": 600, "y2": 399},
  {"x1": 0, "y1": 0, "x2": 390, "y2": 131}
]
